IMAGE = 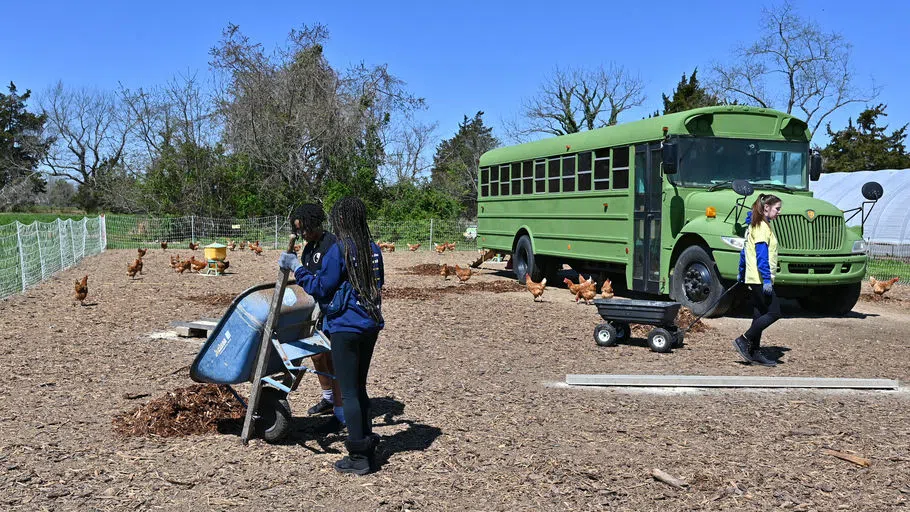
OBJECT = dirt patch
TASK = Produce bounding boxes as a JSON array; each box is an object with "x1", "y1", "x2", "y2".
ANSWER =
[
  {"x1": 384, "y1": 280, "x2": 524, "y2": 300},
  {"x1": 183, "y1": 293, "x2": 237, "y2": 306},
  {"x1": 858, "y1": 293, "x2": 904, "y2": 305},
  {"x1": 112, "y1": 384, "x2": 243, "y2": 438},
  {"x1": 405, "y1": 263, "x2": 446, "y2": 276}
]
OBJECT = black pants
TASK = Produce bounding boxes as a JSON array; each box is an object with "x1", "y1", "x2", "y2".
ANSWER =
[
  {"x1": 330, "y1": 330, "x2": 379, "y2": 442},
  {"x1": 744, "y1": 284, "x2": 781, "y2": 349}
]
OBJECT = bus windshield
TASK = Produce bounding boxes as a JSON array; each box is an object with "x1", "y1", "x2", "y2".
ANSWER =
[{"x1": 674, "y1": 137, "x2": 809, "y2": 190}]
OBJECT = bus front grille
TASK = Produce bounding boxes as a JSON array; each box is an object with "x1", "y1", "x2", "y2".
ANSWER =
[{"x1": 773, "y1": 215, "x2": 844, "y2": 252}]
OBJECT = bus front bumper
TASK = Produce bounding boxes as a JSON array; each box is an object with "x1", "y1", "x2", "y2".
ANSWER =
[{"x1": 714, "y1": 251, "x2": 867, "y2": 285}]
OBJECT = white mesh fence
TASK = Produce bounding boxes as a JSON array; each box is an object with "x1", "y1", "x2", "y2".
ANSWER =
[{"x1": 0, "y1": 216, "x2": 106, "y2": 300}]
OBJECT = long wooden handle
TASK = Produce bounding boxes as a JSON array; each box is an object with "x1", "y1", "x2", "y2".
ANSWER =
[{"x1": 240, "y1": 234, "x2": 297, "y2": 444}]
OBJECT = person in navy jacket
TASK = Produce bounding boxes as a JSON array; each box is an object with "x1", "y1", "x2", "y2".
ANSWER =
[{"x1": 279, "y1": 196, "x2": 384, "y2": 475}]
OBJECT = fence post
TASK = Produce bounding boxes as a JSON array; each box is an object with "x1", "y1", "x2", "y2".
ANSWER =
[
  {"x1": 99, "y1": 214, "x2": 107, "y2": 251},
  {"x1": 69, "y1": 219, "x2": 76, "y2": 263},
  {"x1": 57, "y1": 219, "x2": 65, "y2": 269},
  {"x1": 81, "y1": 218, "x2": 87, "y2": 259},
  {"x1": 35, "y1": 223, "x2": 45, "y2": 280},
  {"x1": 191, "y1": 215, "x2": 195, "y2": 243},
  {"x1": 15, "y1": 221, "x2": 26, "y2": 292},
  {"x1": 274, "y1": 215, "x2": 278, "y2": 249},
  {"x1": 429, "y1": 219, "x2": 434, "y2": 248}
]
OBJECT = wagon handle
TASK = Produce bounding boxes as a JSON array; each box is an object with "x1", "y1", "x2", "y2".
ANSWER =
[{"x1": 682, "y1": 281, "x2": 741, "y2": 333}]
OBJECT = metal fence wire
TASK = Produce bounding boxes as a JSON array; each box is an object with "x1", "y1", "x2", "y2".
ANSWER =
[{"x1": 2, "y1": 213, "x2": 907, "y2": 302}]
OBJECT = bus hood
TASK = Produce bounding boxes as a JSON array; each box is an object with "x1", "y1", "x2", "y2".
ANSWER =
[{"x1": 684, "y1": 188, "x2": 844, "y2": 224}]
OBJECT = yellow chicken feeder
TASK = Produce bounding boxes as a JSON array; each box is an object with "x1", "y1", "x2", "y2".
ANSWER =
[{"x1": 203, "y1": 243, "x2": 227, "y2": 276}]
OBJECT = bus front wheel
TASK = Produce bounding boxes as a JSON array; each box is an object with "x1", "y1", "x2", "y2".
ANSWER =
[
  {"x1": 671, "y1": 246, "x2": 731, "y2": 318},
  {"x1": 513, "y1": 235, "x2": 543, "y2": 284}
]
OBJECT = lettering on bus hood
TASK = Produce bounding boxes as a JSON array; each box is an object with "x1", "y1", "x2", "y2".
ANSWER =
[{"x1": 683, "y1": 189, "x2": 843, "y2": 224}]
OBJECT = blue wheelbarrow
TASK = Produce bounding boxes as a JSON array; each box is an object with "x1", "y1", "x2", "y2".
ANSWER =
[{"x1": 190, "y1": 282, "x2": 332, "y2": 443}]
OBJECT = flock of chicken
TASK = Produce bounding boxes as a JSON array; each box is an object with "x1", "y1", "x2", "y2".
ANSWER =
[{"x1": 523, "y1": 273, "x2": 614, "y2": 303}]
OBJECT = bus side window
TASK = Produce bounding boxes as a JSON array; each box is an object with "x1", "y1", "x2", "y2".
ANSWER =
[
  {"x1": 593, "y1": 149, "x2": 610, "y2": 190},
  {"x1": 534, "y1": 160, "x2": 546, "y2": 193},
  {"x1": 562, "y1": 154, "x2": 576, "y2": 193},
  {"x1": 490, "y1": 165, "x2": 499, "y2": 197},
  {"x1": 500, "y1": 164, "x2": 510, "y2": 196},
  {"x1": 511, "y1": 162, "x2": 522, "y2": 195},
  {"x1": 548, "y1": 157, "x2": 561, "y2": 193},
  {"x1": 577, "y1": 152, "x2": 592, "y2": 191},
  {"x1": 480, "y1": 167, "x2": 489, "y2": 197},
  {"x1": 522, "y1": 161, "x2": 533, "y2": 194},
  {"x1": 613, "y1": 147, "x2": 630, "y2": 189}
]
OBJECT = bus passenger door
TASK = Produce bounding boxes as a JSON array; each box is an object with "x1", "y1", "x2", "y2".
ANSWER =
[{"x1": 632, "y1": 144, "x2": 662, "y2": 294}]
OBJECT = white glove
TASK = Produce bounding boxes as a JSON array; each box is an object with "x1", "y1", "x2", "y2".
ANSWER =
[{"x1": 278, "y1": 253, "x2": 301, "y2": 272}]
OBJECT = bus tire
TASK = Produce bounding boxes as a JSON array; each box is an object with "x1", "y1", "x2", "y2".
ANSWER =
[
  {"x1": 513, "y1": 235, "x2": 543, "y2": 284},
  {"x1": 670, "y1": 246, "x2": 731, "y2": 318},
  {"x1": 797, "y1": 282, "x2": 861, "y2": 316}
]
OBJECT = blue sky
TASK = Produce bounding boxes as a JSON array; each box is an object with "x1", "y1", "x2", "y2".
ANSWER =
[{"x1": 2, "y1": 0, "x2": 908, "y2": 147}]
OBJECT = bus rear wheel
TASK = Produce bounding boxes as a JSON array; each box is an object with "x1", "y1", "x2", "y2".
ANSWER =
[
  {"x1": 513, "y1": 235, "x2": 543, "y2": 284},
  {"x1": 670, "y1": 246, "x2": 732, "y2": 318}
]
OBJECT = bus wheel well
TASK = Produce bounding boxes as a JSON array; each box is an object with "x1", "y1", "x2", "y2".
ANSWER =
[
  {"x1": 670, "y1": 235, "x2": 711, "y2": 271},
  {"x1": 512, "y1": 229, "x2": 530, "y2": 253}
]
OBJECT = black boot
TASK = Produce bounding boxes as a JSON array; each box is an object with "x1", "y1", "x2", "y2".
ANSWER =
[
  {"x1": 747, "y1": 335, "x2": 777, "y2": 367},
  {"x1": 335, "y1": 438, "x2": 375, "y2": 475},
  {"x1": 732, "y1": 336, "x2": 753, "y2": 364}
]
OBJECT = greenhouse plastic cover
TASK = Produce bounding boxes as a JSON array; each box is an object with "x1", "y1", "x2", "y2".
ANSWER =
[{"x1": 809, "y1": 169, "x2": 910, "y2": 243}]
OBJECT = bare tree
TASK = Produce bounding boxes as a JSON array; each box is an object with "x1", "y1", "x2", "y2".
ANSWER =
[
  {"x1": 710, "y1": 2, "x2": 879, "y2": 134},
  {"x1": 381, "y1": 120, "x2": 437, "y2": 184},
  {"x1": 41, "y1": 82, "x2": 133, "y2": 187},
  {"x1": 509, "y1": 63, "x2": 646, "y2": 140}
]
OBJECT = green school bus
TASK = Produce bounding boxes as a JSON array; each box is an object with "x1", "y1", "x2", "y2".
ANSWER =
[{"x1": 476, "y1": 106, "x2": 871, "y2": 317}]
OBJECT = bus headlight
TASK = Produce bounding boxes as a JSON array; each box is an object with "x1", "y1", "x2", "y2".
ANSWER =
[
  {"x1": 852, "y1": 240, "x2": 867, "y2": 254},
  {"x1": 721, "y1": 236, "x2": 745, "y2": 250}
]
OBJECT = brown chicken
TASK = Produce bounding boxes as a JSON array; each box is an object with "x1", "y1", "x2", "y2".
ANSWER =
[
  {"x1": 216, "y1": 260, "x2": 230, "y2": 273},
  {"x1": 563, "y1": 277, "x2": 584, "y2": 301},
  {"x1": 526, "y1": 274, "x2": 547, "y2": 301},
  {"x1": 137, "y1": 247, "x2": 147, "y2": 258},
  {"x1": 440, "y1": 263, "x2": 452, "y2": 280},
  {"x1": 169, "y1": 254, "x2": 181, "y2": 268},
  {"x1": 189, "y1": 242, "x2": 199, "y2": 250},
  {"x1": 239, "y1": 240, "x2": 247, "y2": 250},
  {"x1": 408, "y1": 243, "x2": 421, "y2": 251},
  {"x1": 453, "y1": 264, "x2": 472, "y2": 283},
  {"x1": 445, "y1": 242, "x2": 457, "y2": 251},
  {"x1": 190, "y1": 257, "x2": 208, "y2": 272},
  {"x1": 253, "y1": 245, "x2": 263, "y2": 256},
  {"x1": 601, "y1": 278, "x2": 614, "y2": 299},
  {"x1": 73, "y1": 275, "x2": 88, "y2": 306},
  {"x1": 579, "y1": 285, "x2": 597, "y2": 304},
  {"x1": 175, "y1": 260, "x2": 192, "y2": 273},
  {"x1": 228, "y1": 240, "x2": 237, "y2": 251},
  {"x1": 160, "y1": 241, "x2": 168, "y2": 250},
  {"x1": 869, "y1": 276, "x2": 899, "y2": 297},
  {"x1": 435, "y1": 243, "x2": 447, "y2": 254},
  {"x1": 127, "y1": 258, "x2": 143, "y2": 278}
]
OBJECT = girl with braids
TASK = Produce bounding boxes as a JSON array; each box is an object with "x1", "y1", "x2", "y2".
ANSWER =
[
  {"x1": 733, "y1": 193, "x2": 782, "y2": 367},
  {"x1": 279, "y1": 196, "x2": 384, "y2": 475}
]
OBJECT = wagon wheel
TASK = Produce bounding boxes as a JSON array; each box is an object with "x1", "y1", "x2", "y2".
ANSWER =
[
  {"x1": 256, "y1": 387, "x2": 292, "y2": 443},
  {"x1": 647, "y1": 327, "x2": 673, "y2": 353},
  {"x1": 593, "y1": 323, "x2": 618, "y2": 347},
  {"x1": 613, "y1": 322, "x2": 631, "y2": 343}
]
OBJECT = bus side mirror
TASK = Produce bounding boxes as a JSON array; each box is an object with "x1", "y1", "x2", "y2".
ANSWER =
[
  {"x1": 809, "y1": 152, "x2": 822, "y2": 181},
  {"x1": 662, "y1": 142, "x2": 678, "y2": 174}
]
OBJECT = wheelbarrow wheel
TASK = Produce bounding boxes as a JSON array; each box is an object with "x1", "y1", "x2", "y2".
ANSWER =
[
  {"x1": 594, "y1": 322, "x2": 618, "y2": 347},
  {"x1": 256, "y1": 387, "x2": 292, "y2": 443},
  {"x1": 647, "y1": 328, "x2": 673, "y2": 353}
]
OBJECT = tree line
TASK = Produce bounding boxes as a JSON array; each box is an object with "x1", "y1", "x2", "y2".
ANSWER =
[{"x1": 1, "y1": 2, "x2": 908, "y2": 217}]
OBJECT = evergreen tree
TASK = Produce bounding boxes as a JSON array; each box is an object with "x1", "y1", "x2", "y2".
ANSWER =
[
  {"x1": 661, "y1": 69, "x2": 721, "y2": 115},
  {"x1": 821, "y1": 104, "x2": 910, "y2": 172},
  {"x1": 0, "y1": 82, "x2": 52, "y2": 196},
  {"x1": 430, "y1": 112, "x2": 499, "y2": 217}
]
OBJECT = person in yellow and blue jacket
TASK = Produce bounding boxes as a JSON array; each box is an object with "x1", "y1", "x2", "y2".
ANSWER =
[{"x1": 733, "y1": 193, "x2": 782, "y2": 367}]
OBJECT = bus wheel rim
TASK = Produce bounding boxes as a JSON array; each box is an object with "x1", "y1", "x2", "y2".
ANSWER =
[{"x1": 683, "y1": 262, "x2": 712, "y2": 303}]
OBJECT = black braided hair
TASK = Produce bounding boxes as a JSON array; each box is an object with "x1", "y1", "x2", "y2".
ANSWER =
[
  {"x1": 329, "y1": 197, "x2": 382, "y2": 321},
  {"x1": 290, "y1": 203, "x2": 326, "y2": 234}
]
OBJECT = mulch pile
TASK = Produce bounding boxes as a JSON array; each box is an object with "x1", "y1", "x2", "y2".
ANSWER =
[
  {"x1": 113, "y1": 384, "x2": 244, "y2": 438},
  {"x1": 385, "y1": 280, "x2": 524, "y2": 300},
  {"x1": 406, "y1": 263, "x2": 446, "y2": 276},
  {"x1": 629, "y1": 307, "x2": 708, "y2": 337}
]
